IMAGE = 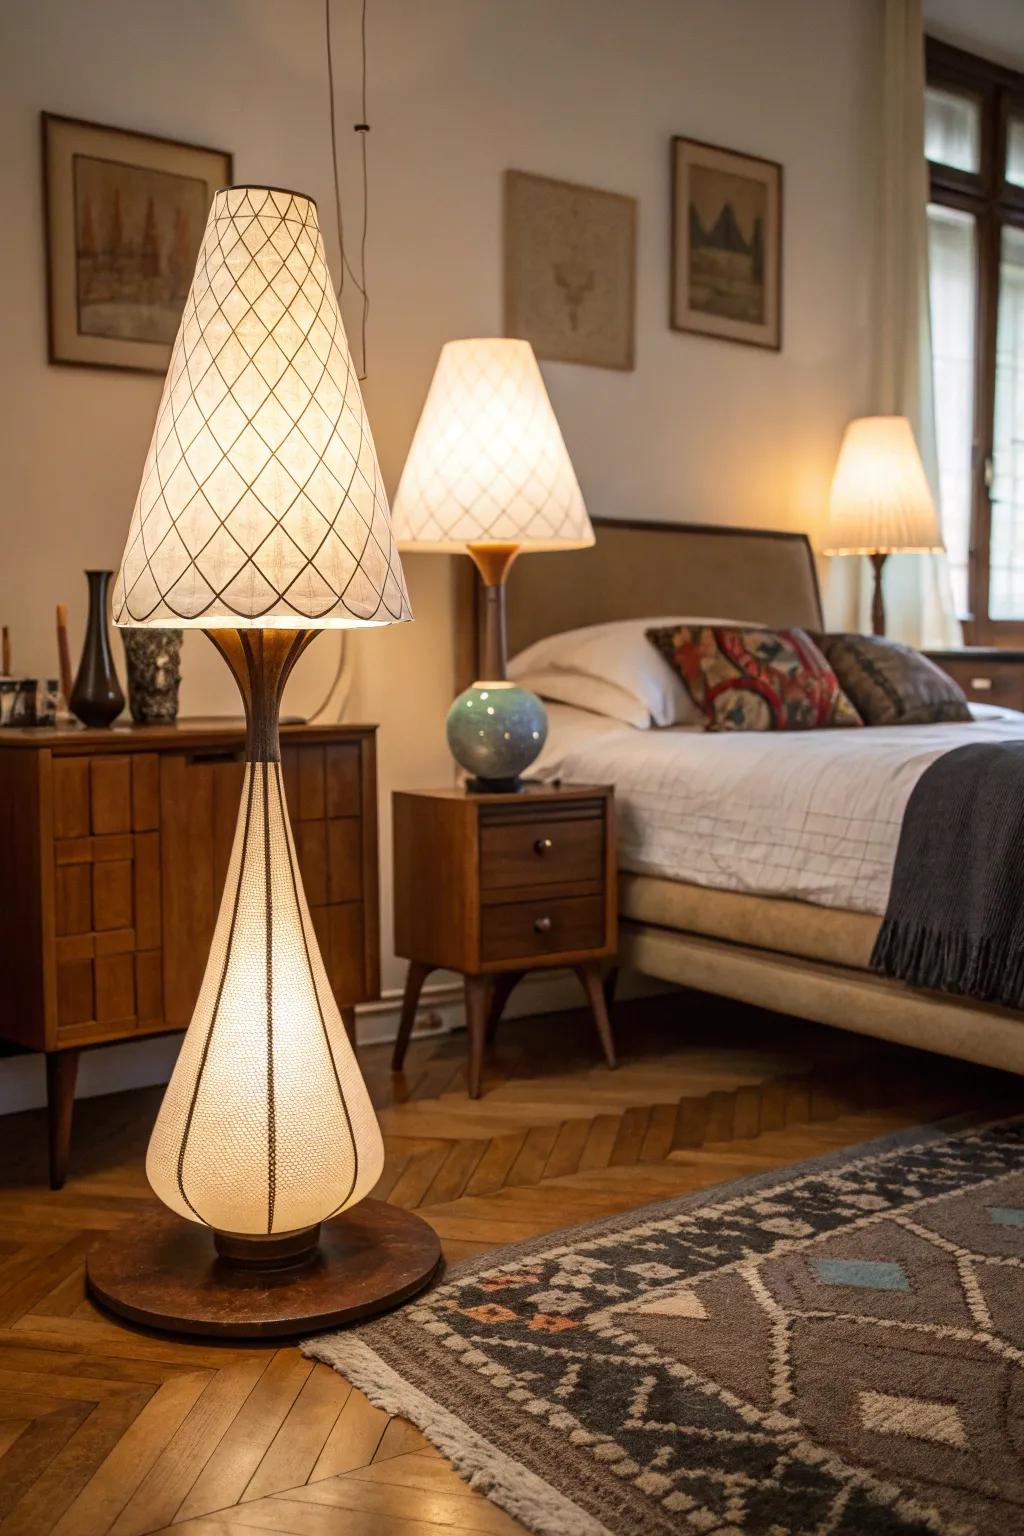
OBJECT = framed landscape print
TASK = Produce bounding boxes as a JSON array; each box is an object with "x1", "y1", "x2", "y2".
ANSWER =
[
  {"x1": 42, "y1": 113, "x2": 232, "y2": 373},
  {"x1": 504, "y1": 169, "x2": 636, "y2": 371},
  {"x1": 671, "y1": 137, "x2": 782, "y2": 351}
]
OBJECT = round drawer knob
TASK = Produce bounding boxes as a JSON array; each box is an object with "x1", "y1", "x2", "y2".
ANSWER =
[
  {"x1": 534, "y1": 837, "x2": 553, "y2": 856},
  {"x1": 533, "y1": 915, "x2": 552, "y2": 934}
]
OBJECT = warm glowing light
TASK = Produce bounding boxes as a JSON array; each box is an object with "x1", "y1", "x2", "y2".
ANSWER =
[
  {"x1": 114, "y1": 187, "x2": 410, "y2": 630},
  {"x1": 389, "y1": 338, "x2": 594, "y2": 552},
  {"x1": 147, "y1": 764, "x2": 383, "y2": 1231},
  {"x1": 822, "y1": 416, "x2": 943, "y2": 556}
]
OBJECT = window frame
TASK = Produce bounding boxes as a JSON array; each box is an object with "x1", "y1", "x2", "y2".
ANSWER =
[{"x1": 927, "y1": 37, "x2": 1024, "y2": 642}]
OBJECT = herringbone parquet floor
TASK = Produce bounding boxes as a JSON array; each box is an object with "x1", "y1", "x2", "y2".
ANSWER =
[{"x1": 0, "y1": 994, "x2": 1012, "y2": 1536}]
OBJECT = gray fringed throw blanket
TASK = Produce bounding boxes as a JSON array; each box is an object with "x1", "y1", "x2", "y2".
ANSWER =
[{"x1": 872, "y1": 740, "x2": 1024, "y2": 1009}]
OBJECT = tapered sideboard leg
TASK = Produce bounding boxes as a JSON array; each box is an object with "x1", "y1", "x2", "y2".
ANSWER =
[
  {"x1": 45, "y1": 1048, "x2": 80, "y2": 1190},
  {"x1": 392, "y1": 961, "x2": 433, "y2": 1071}
]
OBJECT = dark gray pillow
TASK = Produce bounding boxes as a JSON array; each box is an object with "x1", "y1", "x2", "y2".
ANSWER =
[{"x1": 812, "y1": 633, "x2": 971, "y2": 726}]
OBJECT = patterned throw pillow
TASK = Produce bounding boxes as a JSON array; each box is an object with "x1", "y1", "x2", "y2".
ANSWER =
[
  {"x1": 812, "y1": 633, "x2": 972, "y2": 726},
  {"x1": 646, "y1": 625, "x2": 863, "y2": 731}
]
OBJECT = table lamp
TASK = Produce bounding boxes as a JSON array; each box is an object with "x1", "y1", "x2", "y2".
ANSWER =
[
  {"x1": 390, "y1": 337, "x2": 593, "y2": 789},
  {"x1": 822, "y1": 415, "x2": 943, "y2": 636},
  {"x1": 85, "y1": 187, "x2": 441, "y2": 1337}
]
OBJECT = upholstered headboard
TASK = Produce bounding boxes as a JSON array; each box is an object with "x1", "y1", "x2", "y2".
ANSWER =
[{"x1": 456, "y1": 517, "x2": 824, "y2": 682}]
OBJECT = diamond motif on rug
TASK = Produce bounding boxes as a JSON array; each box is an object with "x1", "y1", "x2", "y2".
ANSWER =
[
  {"x1": 988, "y1": 1205, "x2": 1024, "y2": 1226},
  {"x1": 812, "y1": 1258, "x2": 909, "y2": 1290},
  {"x1": 858, "y1": 1390, "x2": 968, "y2": 1448}
]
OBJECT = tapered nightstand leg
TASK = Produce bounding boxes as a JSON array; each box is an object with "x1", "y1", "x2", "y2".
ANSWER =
[
  {"x1": 392, "y1": 962, "x2": 433, "y2": 1071},
  {"x1": 46, "y1": 1048, "x2": 79, "y2": 1190},
  {"x1": 465, "y1": 975, "x2": 490, "y2": 1099},
  {"x1": 486, "y1": 970, "x2": 524, "y2": 1046},
  {"x1": 576, "y1": 962, "x2": 617, "y2": 1070}
]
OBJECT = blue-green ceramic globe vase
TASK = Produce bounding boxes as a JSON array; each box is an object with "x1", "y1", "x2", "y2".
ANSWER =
[{"x1": 446, "y1": 682, "x2": 548, "y2": 792}]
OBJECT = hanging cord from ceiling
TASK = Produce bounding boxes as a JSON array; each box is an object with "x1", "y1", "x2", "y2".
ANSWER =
[
  {"x1": 325, "y1": 0, "x2": 371, "y2": 381},
  {"x1": 311, "y1": 0, "x2": 372, "y2": 725}
]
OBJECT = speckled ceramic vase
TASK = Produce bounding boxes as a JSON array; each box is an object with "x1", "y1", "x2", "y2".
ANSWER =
[
  {"x1": 123, "y1": 628, "x2": 183, "y2": 724},
  {"x1": 446, "y1": 682, "x2": 548, "y2": 792}
]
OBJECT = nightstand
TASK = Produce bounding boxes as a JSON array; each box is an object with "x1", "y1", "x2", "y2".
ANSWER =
[
  {"x1": 924, "y1": 648, "x2": 1024, "y2": 712},
  {"x1": 392, "y1": 783, "x2": 618, "y2": 1097}
]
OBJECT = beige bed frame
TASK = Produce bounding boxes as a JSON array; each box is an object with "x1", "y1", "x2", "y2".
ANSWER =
[{"x1": 458, "y1": 517, "x2": 1024, "y2": 1075}]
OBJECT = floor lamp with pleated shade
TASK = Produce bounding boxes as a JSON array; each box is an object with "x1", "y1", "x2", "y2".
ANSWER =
[{"x1": 85, "y1": 187, "x2": 441, "y2": 1336}]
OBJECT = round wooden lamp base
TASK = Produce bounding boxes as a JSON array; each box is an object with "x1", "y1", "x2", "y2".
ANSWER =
[{"x1": 86, "y1": 1199, "x2": 443, "y2": 1338}]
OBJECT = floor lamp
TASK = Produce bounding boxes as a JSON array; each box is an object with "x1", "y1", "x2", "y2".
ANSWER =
[
  {"x1": 822, "y1": 416, "x2": 943, "y2": 637},
  {"x1": 85, "y1": 187, "x2": 441, "y2": 1336}
]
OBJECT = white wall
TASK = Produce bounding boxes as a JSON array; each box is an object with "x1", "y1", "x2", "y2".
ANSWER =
[
  {"x1": 0, "y1": 0, "x2": 887, "y2": 1107},
  {"x1": 924, "y1": 0, "x2": 1024, "y2": 70}
]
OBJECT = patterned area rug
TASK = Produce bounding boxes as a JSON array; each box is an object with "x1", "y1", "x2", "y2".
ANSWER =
[{"x1": 306, "y1": 1116, "x2": 1024, "y2": 1535}]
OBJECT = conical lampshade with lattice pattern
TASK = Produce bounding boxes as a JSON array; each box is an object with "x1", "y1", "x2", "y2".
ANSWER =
[
  {"x1": 113, "y1": 187, "x2": 410, "y2": 630},
  {"x1": 389, "y1": 338, "x2": 594, "y2": 552}
]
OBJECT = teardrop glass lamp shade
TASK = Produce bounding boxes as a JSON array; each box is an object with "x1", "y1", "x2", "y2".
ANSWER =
[{"x1": 146, "y1": 754, "x2": 384, "y2": 1236}]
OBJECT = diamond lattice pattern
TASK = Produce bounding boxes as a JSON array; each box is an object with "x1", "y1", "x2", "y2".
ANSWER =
[
  {"x1": 114, "y1": 188, "x2": 410, "y2": 628},
  {"x1": 389, "y1": 338, "x2": 594, "y2": 551}
]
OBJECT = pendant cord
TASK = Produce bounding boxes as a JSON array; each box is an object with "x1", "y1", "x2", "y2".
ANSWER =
[{"x1": 325, "y1": 0, "x2": 371, "y2": 380}]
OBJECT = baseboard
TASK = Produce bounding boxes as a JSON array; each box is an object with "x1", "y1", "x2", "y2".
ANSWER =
[{"x1": 0, "y1": 967, "x2": 669, "y2": 1116}]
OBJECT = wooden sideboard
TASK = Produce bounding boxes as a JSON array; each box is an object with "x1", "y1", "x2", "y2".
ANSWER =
[{"x1": 0, "y1": 720, "x2": 380, "y2": 1188}]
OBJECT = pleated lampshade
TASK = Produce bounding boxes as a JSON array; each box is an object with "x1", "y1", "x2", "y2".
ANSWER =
[
  {"x1": 822, "y1": 416, "x2": 943, "y2": 556},
  {"x1": 114, "y1": 188, "x2": 405, "y2": 1242},
  {"x1": 114, "y1": 186, "x2": 410, "y2": 630},
  {"x1": 389, "y1": 337, "x2": 594, "y2": 552}
]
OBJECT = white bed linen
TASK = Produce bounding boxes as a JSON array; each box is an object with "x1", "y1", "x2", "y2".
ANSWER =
[{"x1": 531, "y1": 703, "x2": 1024, "y2": 916}]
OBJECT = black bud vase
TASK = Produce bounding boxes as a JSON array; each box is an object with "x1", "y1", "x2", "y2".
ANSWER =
[{"x1": 69, "y1": 570, "x2": 125, "y2": 728}]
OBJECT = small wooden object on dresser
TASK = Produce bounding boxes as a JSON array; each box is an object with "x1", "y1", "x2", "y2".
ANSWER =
[
  {"x1": 392, "y1": 783, "x2": 617, "y2": 1097},
  {"x1": 0, "y1": 721, "x2": 380, "y2": 1189},
  {"x1": 924, "y1": 648, "x2": 1024, "y2": 713}
]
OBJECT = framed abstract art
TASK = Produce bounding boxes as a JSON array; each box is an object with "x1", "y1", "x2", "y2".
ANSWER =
[
  {"x1": 504, "y1": 169, "x2": 636, "y2": 371},
  {"x1": 670, "y1": 136, "x2": 782, "y2": 351},
  {"x1": 42, "y1": 113, "x2": 232, "y2": 373}
]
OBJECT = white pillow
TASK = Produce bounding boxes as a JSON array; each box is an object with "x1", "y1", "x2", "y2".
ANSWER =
[
  {"x1": 509, "y1": 617, "x2": 753, "y2": 727},
  {"x1": 514, "y1": 669, "x2": 651, "y2": 728}
]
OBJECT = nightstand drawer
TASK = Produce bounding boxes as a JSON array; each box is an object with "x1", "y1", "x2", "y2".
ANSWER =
[
  {"x1": 480, "y1": 814, "x2": 603, "y2": 891},
  {"x1": 481, "y1": 894, "x2": 605, "y2": 963},
  {"x1": 925, "y1": 652, "x2": 1024, "y2": 711}
]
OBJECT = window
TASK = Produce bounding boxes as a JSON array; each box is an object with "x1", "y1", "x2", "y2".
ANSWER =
[{"x1": 926, "y1": 39, "x2": 1024, "y2": 640}]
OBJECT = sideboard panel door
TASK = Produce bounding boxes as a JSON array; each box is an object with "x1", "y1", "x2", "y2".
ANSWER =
[{"x1": 159, "y1": 751, "x2": 239, "y2": 1029}]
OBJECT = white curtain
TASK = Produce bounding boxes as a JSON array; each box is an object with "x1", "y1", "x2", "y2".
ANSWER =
[{"x1": 862, "y1": 0, "x2": 961, "y2": 647}]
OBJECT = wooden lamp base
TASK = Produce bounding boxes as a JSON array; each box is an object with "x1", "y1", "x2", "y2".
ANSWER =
[{"x1": 86, "y1": 1198, "x2": 442, "y2": 1338}]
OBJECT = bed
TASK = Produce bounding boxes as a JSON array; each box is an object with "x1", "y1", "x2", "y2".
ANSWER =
[{"x1": 457, "y1": 517, "x2": 1024, "y2": 1074}]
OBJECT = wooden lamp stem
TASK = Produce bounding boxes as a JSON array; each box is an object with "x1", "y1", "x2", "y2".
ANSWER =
[
  {"x1": 467, "y1": 543, "x2": 520, "y2": 680},
  {"x1": 206, "y1": 628, "x2": 319, "y2": 763},
  {"x1": 869, "y1": 552, "x2": 888, "y2": 637}
]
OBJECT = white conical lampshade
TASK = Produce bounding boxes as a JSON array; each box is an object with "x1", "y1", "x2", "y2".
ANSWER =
[
  {"x1": 389, "y1": 338, "x2": 594, "y2": 552},
  {"x1": 822, "y1": 416, "x2": 943, "y2": 555},
  {"x1": 147, "y1": 759, "x2": 383, "y2": 1232},
  {"x1": 113, "y1": 186, "x2": 410, "y2": 629}
]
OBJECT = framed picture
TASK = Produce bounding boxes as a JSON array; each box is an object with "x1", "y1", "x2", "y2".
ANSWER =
[
  {"x1": 42, "y1": 113, "x2": 232, "y2": 374},
  {"x1": 504, "y1": 169, "x2": 636, "y2": 371},
  {"x1": 671, "y1": 137, "x2": 782, "y2": 351}
]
